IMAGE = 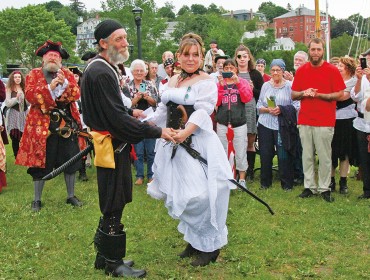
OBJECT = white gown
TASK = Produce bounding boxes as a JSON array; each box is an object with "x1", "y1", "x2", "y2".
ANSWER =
[{"x1": 147, "y1": 78, "x2": 235, "y2": 252}]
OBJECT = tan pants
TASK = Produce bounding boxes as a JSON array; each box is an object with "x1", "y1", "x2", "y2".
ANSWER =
[{"x1": 298, "y1": 125, "x2": 334, "y2": 193}]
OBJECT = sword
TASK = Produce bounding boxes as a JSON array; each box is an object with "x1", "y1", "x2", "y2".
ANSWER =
[{"x1": 178, "y1": 142, "x2": 275, "y2": 215}]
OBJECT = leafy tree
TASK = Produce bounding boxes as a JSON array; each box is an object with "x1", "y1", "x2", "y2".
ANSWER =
[
  {"x1": 330, "y1": 33, "x2": 365, "y2": 58},
  {"x1": 207, "y1": 4, "x2": 222, "y2": 15},
  {"x1": 245, "y1": 18, "x2": 258, "y2": 32},
  {"x1": 43, "y1": 1, "x2": 79, "y2": 35},
  {"x1": 331, "y1": 19, "x2": 355, "y2": 38},
  {"x1": 257, "y1": 1, "x2": 288, "y2": 23},
  {"x1": 158, "y1": 2, "x2": 176, "y2": 20},
  {"x1": 0, "y1": 5, "x2": 77, "y2": 69},
  {"x1": 99, "y1": 0, "x2": 168, "y2": 61},
  {"x1": 177, "y1": 5, "x2": 190, "y2": 16},
  {"x1": 242, "y1": 28, "x2": 276, "y2": 55},
  {"x1": 190, "y1": 4, "x2": 207, "y2": 15},
  {"x1": 69, "y1": 0, "x2": 86, "y2": 16},
  {"x1": 173, "y1": 13, "x2": 245, "y2": 57}
]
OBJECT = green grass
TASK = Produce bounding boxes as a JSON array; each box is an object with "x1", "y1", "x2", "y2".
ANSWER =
[{"x1": 0, "y1": 143, "x2": 369, "y2": 279}]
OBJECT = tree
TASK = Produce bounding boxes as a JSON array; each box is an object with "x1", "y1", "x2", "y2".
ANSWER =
[
  {"x1": 257, "y1": 1, "x2": 288, "y2": 23},
  {"x1": 100, "y1": 0, "x2": 168, "y2": 61},
  {"x1": 177, "y1": 5, "x2": 190, "y2": 16},
  {"x1": 0, "y1": 5, "x2": 77, "y2": 69},
  {"x1": 207, "y1": 4, "x2": 222, "y2": 15},
  {"x1": 242, "y1": 28, "x2": 276, "y2": 55},
  {"x1": 43, "y1": 2, "x2": 80, "y2": 35},
  {"x1": 173, "y1": 13, "x2": 245, "y2": 57},
  {"x1": 158, "y1": 2, "x2": 176, "y2": 20},
  {"x1": 190, "y1": 4, "x2": 207, "y2": 15},
  {"x1": 331, "y1": 19, "x2": 355, "y2": 38},
  {"x1": 69, "y1": 0, "x2": 86, "y2": 16}
]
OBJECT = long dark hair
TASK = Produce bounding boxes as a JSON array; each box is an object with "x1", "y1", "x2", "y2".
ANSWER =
[{"x1": 7, "y1": 71, "x2": 25, "y2": 92}]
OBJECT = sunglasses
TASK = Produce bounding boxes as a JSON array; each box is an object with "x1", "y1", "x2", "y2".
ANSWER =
[{"x1": 237, "y1": 54, "x2": 248, "y2": 59}]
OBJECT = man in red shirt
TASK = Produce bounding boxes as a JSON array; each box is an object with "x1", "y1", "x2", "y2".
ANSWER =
[{"x1": 292, "y1": 38, "x2": 345, "y2": 202}]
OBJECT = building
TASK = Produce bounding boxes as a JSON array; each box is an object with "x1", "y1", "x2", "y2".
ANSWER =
[
  {"x1": 273, "y1": 5, "x2": 328, "y2": 44},
  {"x1": 222, "y1": 9, "x2": 267, "y2": 22},
  {"x1": 270, "y1": 37, "x2": 296, "y2": 51},
  {"x1": 162, "y1": 22, "x2": 178, "y2": 40},
  {"x1": 76, "y1": 17, "x2": 101, "y2": 52}
]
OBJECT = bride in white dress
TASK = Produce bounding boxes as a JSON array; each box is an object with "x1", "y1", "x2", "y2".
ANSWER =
[{"x1": 147, "y1": 33, "x2": 235, "y2": 267}]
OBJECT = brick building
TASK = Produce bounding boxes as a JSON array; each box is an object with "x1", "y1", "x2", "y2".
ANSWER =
[{"x1": 273, "y1": 5, "x2": 328, "y2": 44}]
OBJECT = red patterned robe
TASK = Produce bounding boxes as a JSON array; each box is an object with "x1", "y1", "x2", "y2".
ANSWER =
[{"x1": 15, "y1": 67, "x2": 81, "y2": 168}]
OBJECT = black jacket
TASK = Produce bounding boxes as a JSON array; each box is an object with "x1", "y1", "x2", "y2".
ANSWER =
[{"x1": 278, "y1": 105, "x2": 298, "y2": 156}]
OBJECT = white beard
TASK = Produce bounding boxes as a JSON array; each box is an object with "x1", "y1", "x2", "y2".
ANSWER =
[{"x1": 108, "y1": 45, "x2": 129, "y2": 65}]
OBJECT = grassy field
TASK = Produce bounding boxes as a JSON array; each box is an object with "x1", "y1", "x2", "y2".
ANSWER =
[{"x1": 0, "y1": 143, "x2": 369, "y2": 280}]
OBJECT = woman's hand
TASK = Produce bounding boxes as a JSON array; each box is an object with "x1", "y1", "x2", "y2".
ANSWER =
[
  {"x1": 232, "y1": 73, "x2": 239, "y2": 84},
  {"x1": 269, "y1": 106, "x2": 281, "y2": 116}
]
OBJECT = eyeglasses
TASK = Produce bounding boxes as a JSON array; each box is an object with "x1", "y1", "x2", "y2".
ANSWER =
[
  {"x1": 270, "y1": 69, "x2": 282, "y2": 73},
  {"x1": 237, "y1": 54, "x2": 248, "y2": 59}
]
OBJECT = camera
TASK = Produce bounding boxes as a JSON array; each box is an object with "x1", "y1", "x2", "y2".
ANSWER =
[
  {"x1": 360, "y1": 57, "x2": 367, "y2": 69},
  {"x1": 222, "y1": 72, "x2": 233, "y2": 78}
]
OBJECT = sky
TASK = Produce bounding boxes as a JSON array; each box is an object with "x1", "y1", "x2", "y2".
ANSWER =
[{"x1": 0, "y1": 0, "x2": 369, "y2": 19}]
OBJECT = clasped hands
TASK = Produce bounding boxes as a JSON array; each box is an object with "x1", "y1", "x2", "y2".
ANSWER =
[
  {"x1": 302, "y1": 88, "x2": 318, "y2": 98},
  {"x1": 161, "y1": 128, "x2": 188, "y2": 144},
  {"x1": 50, "y1": 70, "x2": 65, "y2": 90}
]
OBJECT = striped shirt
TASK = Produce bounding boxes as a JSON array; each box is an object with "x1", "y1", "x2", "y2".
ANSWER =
[{"x1": 257, "y1": 80, "x2": 300, "y2": 130}]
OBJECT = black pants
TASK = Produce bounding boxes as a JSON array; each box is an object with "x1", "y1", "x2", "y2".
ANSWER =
[
  {"x1": 97, "y1": 139, "x2": 132, "y2": 231},
  {"x1": 27, "y1": 133, "x2": 81, "y2": 180},
  {"x1": 356, "y1": 130, "x2": 370, "y2": 195},
  {"x1": 258, "y1": 124, "x2": 294, "y2": 189}
]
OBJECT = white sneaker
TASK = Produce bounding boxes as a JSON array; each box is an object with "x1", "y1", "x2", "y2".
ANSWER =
[{"x1": 238, "y1": 179, "x2": 247, "y2": 189}]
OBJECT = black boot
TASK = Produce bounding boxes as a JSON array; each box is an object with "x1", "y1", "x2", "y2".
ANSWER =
[
  {"x1": 329, "y1": 177, "x2": 336, "y2": 192},
  {"x1": 246, "y1": 151, "x2": 256, "y2": 181},
  {"x1": 94, "y1": 227, "x2": 146, "y2": 278},
  {"x1": 94, "y1": 252, "x2": 134, "y2": 269},
  {"x1": 339, "y1": 177, "x2": 348, "y2": 194},
  {"x1": 178, "y1": 243, "x2": 200, "y2": 259},
  {"x1": 191, "y1": 249, "x2": 220, "y2": 267},
  {"x1": 78, "y1": 159, "x2": 88, "y2": 181},
  {"x1": 94, "y1": 219, "x2": 134, "y2": 269}
]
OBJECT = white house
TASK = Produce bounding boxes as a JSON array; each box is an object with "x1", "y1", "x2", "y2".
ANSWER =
[
  {"x1": 76, "y1": 17, "x2": 101, "y2": 52},
  {"x1": 270, "y1": 37, "x2": 295, "y2": 51}
]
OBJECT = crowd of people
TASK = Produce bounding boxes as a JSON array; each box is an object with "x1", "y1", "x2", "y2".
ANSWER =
[{"x1": 0, "y1": 17, "x2": 369, "y2": 278}]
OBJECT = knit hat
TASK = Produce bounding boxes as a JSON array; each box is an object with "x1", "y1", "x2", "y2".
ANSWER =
[{"x1": 93, "y1": 19, "x2": 123, "y2": 44}]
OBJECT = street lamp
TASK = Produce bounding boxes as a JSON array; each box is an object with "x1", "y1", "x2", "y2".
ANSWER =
[
  {"x1": 128, "y1": 44, "x2": 134, "y2": 58},
  {"x1": 132, "y1": 6, "x2": 143, "y2": 59}
]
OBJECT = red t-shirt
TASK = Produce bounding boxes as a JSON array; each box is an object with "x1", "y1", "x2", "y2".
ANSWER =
[{"x1": 292, "y1": 61, "x2": 345, "y2": 127}]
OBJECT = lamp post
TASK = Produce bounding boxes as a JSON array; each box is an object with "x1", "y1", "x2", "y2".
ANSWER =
[
  {"x1": 128, "y1": 44, "x2": 134, "y2": 60},
  {"x1": 132, "y1": 6, "x2": 143, "y2": 59}
]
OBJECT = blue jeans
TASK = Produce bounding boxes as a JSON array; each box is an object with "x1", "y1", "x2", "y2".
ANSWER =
[{"x1": 134, "y1": 138, "x2": 156, "y2": 179}]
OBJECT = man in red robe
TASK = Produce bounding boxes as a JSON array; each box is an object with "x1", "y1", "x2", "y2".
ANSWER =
[{"x1": 16, "y1": 40, "x2": 83, "y2": 211}]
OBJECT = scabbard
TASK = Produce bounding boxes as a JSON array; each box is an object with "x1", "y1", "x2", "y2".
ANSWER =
[
  {"x1": 178, "y1": 142, "x2": 274, "y2": 215},
  {"x1": 42, "y1": 143, "x2": 94, "y2": 180}
]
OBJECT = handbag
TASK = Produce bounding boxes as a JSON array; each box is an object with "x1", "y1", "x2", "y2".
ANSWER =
[{"x1": 89, "y1": 131, "x2": 115, "y2": 169}]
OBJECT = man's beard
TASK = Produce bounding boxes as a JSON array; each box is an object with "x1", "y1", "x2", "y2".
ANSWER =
[
  {"x1": 44, "y1": 61, "x2": 61, "y2": 72},
  {"x1": 309, "y1": 54, "x2": 324, "y2": 66},
  {"x1": 294, "y1": 65, "x2": 300, "y2": 71},
  {"x1": 107, "y1": 45, "x2": 129, "y2": 65}
]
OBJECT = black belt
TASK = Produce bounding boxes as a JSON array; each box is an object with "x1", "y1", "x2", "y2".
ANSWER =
[{"x1": 358, "y1": 112, "x2": 364, "y2": 118}]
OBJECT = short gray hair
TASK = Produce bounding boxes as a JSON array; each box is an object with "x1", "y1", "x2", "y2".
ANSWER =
[
  {"x1": 130, "y1": 59, "x2": 146, "y2": 72},
  {"x1": 294, "y1": 50, "x2": 308, "y2": 61}
]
